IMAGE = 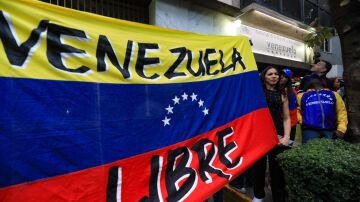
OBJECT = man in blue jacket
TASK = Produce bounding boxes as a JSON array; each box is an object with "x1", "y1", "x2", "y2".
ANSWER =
[{"x1": 297, "y1": 78, "x2": 348, "y2": 143}]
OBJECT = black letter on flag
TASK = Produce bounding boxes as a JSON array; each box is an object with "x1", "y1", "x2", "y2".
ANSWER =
[
  {"x1": 231, "y1": 48, "x2": 246, "y2": 70},
  {"x1": 135, "y1": 43, "x2": 160, "y2": 80},
  {"x1": 47, "y1": 23, "x2": 90, "y2": 74},
  {"x1": 204, "y1": 49, "x2": 219, "y2": 75},
  {"x1": 164, "y1": 47, "x2": 187, "y2": 79},
  {"x1": 192, "y1": 139, "x2": 231, "y2": 183},
  {"x1": 219, "y1": 50, "x2": 234, "y2": 73},
  {"x1": 186, "y1": 50, "x2": 205, "y2": 77},
  {"x1": 165, "y1": 147, "x2": 197, "y2": 202},
  {"x1": 140, "y1": 155, "x2": 164, "y2": 202},
  {"x1": 106, "y1": 166, "x2": 122, "y2": 202},
  {"x1": 217, "y1": 127, "x2": 242, "y2": 169},
  {"x1": 96, "y1": 36, "x2": 133, "y2": 79},
  {"x1": 0, "y1": 11, "x2": 48, "y2": 67}
]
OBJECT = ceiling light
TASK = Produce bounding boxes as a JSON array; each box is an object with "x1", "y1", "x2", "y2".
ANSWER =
[{"x1": 234, "y1": 18, "x2": 242, "y2": 27}]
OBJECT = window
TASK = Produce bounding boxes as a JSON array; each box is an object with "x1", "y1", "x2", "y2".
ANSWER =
[
  {"x1": 320, "y1": 38, "x2": 331, "y2": 52},
  {"x1": 40, "y1": 0, "x2": 150, "y2": 24},
  {"x1": 319, "y1": 9, "x2": 331, "y2": 27},
  {"x1": 282, "y1": 0, "x2": 301, "y2": 19},
  {"x1": 241, "y1": 0, "x2": 255, "y2": 7},
  {"x1": 304, "y1": 0, "x2": 318, "y2": 25},
  {"x1": 257, "y1": 0, "x2": 280, "y2": 10},
  {"x1": 307, "y1": 0, "x2": 318, "y2": 4},
  {"x1": 332, "y1": 28, "x2": 338, "y2": 36}
]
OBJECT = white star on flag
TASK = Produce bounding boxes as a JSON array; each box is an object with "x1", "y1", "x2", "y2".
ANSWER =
[
  {"x1": 198, "y1": 99, "x2": 204, "y2": 107},
  {"x1": 162, "y1": 92, "x2": 210, "y2": 125},
  {"x1": 181, "y1": 92, "x2": 188, "y2": 100},
  {"x1": 202, "y1": 108, "x2": 209, "y2": 116},
  {"x1": 172, "y1": 96, "x2": 180, "y2": 105},
  {"x1": 165, "y1": 105, "x2": 174, "y2": 114},
  {"x1": 162, "y1": 116, "x2": 171, "y2": 126},
  {"x1": 190, "y1": 93, "x2": 197, "y2": 101}
]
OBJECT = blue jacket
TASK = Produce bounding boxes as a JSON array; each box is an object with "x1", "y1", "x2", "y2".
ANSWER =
[{"x1": 297, "y1": 89, "x2": 347, "y2": 132}]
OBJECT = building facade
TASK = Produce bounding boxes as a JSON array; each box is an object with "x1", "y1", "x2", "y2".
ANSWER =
[{"x1": 41, "y1": 0, "x2": 343, "y2": 77}]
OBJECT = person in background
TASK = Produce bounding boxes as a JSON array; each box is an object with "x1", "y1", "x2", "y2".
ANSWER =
[
  {"x1": 253, "y1": 66, "x2": 291, "y2": 202},
  {"x1": 300, "y1": 60, "x2": 334, "y2": 92},
  {"x1": 293, "y1": 82, "x2": 300, "y2": 93},
  {"x1": 297, "y1": 77, "x2": 348, "y2": 143},
  {"x1": 333, "y1": 77, "x2": 345, "y2": 99},
  {"x1": 279, "y1": 68, "x2": 298, "y2": 142}
]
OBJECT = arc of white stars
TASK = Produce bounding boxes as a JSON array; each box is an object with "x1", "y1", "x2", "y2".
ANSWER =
[
  {"x1": 190, "y1": 93, "x2": 198, "y2": 101},
  {"x1": 162, "y1": 116, "x2": 171, "y2": 126},
  {"x1": 181, "y1": 92, "x2": 188, "y2": 101},
  {"x1": 172, "y1": 96, "x2": 180, "y2": 105},
  {"x1": 198, "y1": 99, "x2": 204, "y2": 107},
  {"x1": 202, "y1": 107, "x2": 209, "y2": 116},
  {"x1": 165, "y1": 105, "x2": 174, "y2": 114},
  {"x1": 163, "y1": 92, "x2": 211, "y2": 126}
]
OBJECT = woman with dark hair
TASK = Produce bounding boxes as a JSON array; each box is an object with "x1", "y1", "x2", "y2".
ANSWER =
[
  {"x1": 253, "y1": 66, "x2": 291, "y2": 202},
  {"x1": 279, "y1": 68, "x2": 298, "y2": 142},
  {"x1": 333, "y1": 77, "x2": 345, "y2": 99}
]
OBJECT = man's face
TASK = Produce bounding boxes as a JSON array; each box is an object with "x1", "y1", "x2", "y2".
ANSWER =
[{"x1": 310, "y1": 61, "x2": 327, "y2": 74}]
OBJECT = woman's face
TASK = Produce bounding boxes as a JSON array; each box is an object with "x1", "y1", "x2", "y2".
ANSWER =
[
  {"x1": 334, "y1": 78, "x2": 341, "y2": 89},
  {"x1": 280, "y1": 74, "x2": 288, "y2": 85},
  {"x1": 265, "y1": 68, "x2": 279, "y2": 86}
]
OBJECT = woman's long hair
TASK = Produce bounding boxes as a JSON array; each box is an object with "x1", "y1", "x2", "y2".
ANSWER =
[{"x1": 279, "y1": 71, "x2": 293, "y2": 102}]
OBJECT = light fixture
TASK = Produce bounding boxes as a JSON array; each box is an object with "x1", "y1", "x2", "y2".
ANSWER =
[{"x1": 233, "y1": 16, "x2": 242, "y2": 27}]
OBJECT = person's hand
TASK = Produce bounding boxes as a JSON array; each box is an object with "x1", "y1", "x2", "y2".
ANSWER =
[
  {"x1": 278, "y1": 136, "x2": 290, "y2": 147},
  {"x1": 333, "y1": 130, "x2": 344, "y2": 139}
]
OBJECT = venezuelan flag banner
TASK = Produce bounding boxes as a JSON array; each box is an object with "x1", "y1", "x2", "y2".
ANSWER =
[{"x1": 0, "y1": 0, "x2": 278, "y2": 201}]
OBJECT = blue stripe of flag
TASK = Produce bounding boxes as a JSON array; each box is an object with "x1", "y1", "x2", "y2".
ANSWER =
[{"x1": 0, "y1": 71, "x2": 266, "y2": 187}]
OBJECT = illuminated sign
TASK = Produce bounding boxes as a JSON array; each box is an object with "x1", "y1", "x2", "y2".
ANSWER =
[{"x1": 239, "y1": 24, "x2": 305, "y2": 62}]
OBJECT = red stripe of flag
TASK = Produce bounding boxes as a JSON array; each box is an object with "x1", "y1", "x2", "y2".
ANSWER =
[{"x1": 0, "y1": 108, "x2": 277, "y2": 202}]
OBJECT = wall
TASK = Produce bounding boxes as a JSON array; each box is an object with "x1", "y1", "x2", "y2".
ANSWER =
[
  {"x1": 150, "y1": 0, "x2": 238, "y2": 36},
  {"x1": 321, "y1": 36, "x2": 344, "y2": 78},
  {"x1": 320, "y1": 36, "x2": 343, "y2": 65}
]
